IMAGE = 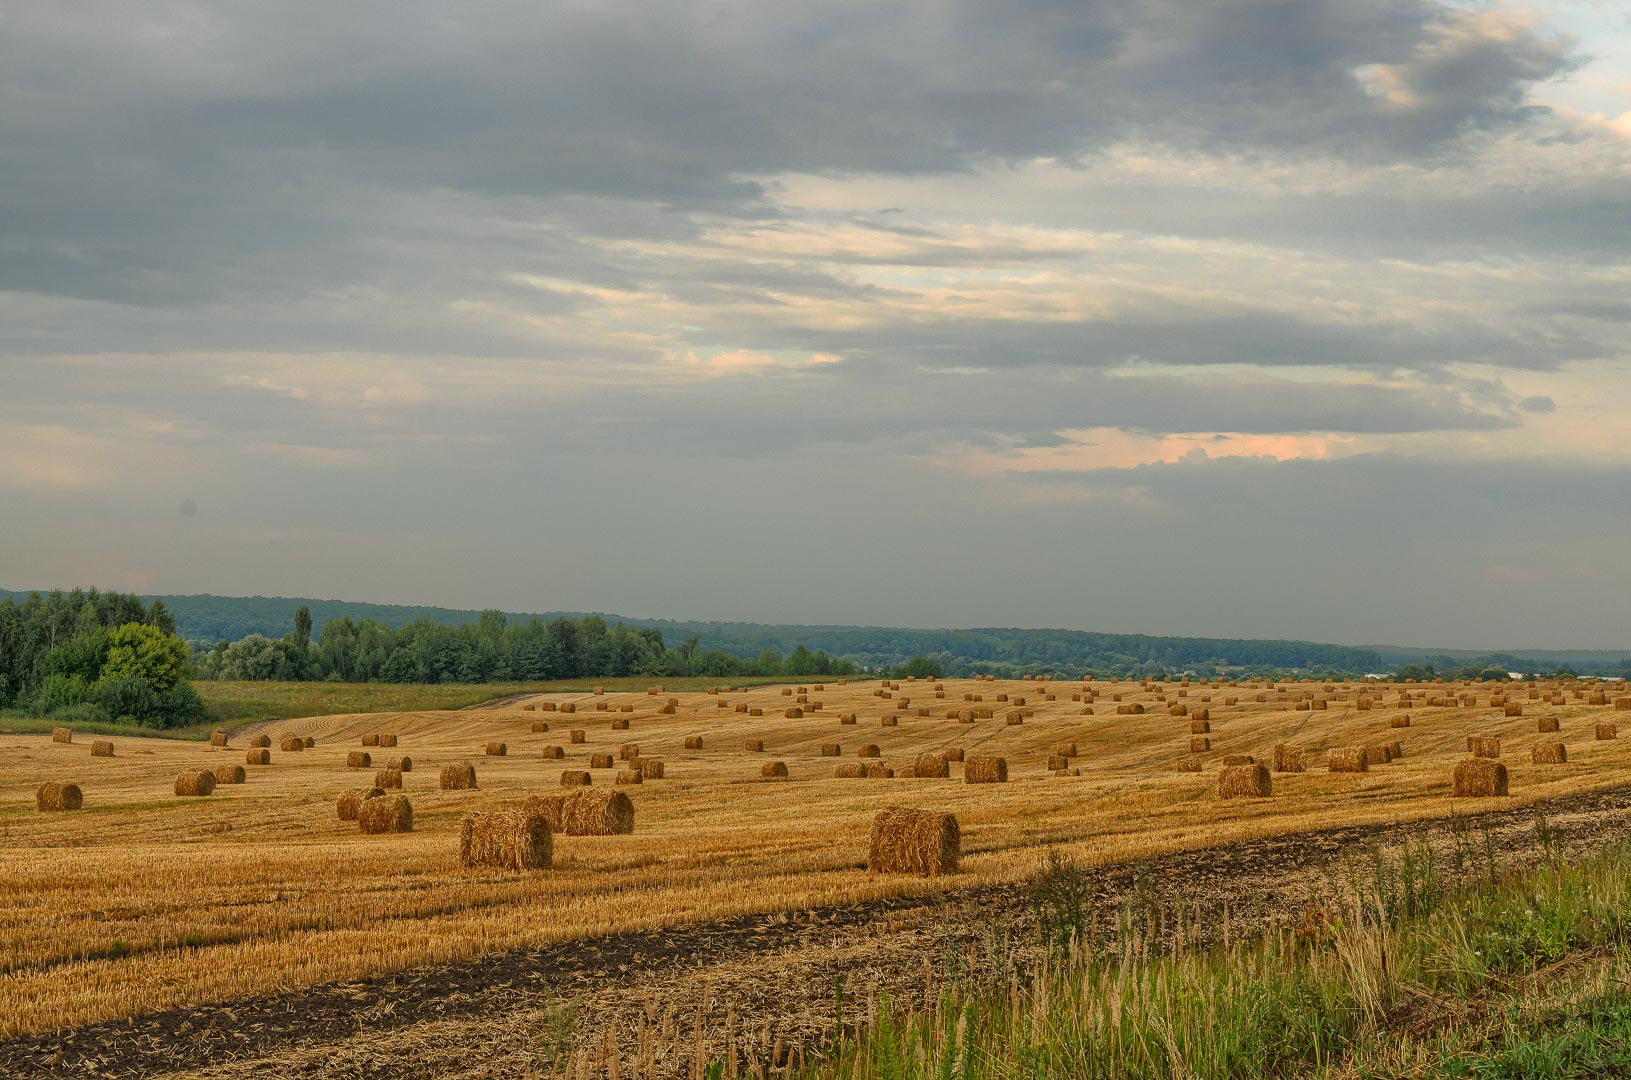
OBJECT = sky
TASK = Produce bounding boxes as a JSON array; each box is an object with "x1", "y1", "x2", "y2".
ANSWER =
[{"x1": 2, "y1": 1, "x2": 1629, "y2": 651}]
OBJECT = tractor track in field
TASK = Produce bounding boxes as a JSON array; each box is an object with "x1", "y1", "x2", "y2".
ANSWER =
[{"x1": 7, "y1": 782, "x2": 1631, "y2": 1079}]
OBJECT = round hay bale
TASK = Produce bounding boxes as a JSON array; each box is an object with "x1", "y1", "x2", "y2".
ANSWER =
[
  {"x1": 51, "y1": 726, "x2": 72, "y2": 744},
  {"x1": 1326, "y1": 747, "x2": 1368, "y2": 773},
  {"x1": 560, "y1": 703, "x2": 577, "y2": 714},
  {"x1": 210, "y1": 731, "x2": 229, "y2": 747},
  {"x1": 1467, "y1": 735, "x2": 1502, "y2": 759},
  {"x1": 174, "y1": 770, "x2": 215, "y2": 797},
  {"x1": 358, "y1": 794, "x2": 413, "y2": 833},
  {"x1": 385, "y1": 756, "x2": 411, "y2": 772},
  {"x1": 964, "y1": 755, "x2": 1007, "y2": 784},
  {"x1": 347, "y1": 751, "x2": 372, "y2": 768},
  {"x1": 1504, "y1": 703, "x2": 1524, "y2": 717},
  {"x1": 212, "y1": 764, "x2": 246, "y2": 785},
  {"x1": 36, "y1": 781, "x2": 83, "y2": 811},
  {"x1": 540, "y1": 702, "x2": 558, "y2": 712},
  {"x1": 785, "y1": 707, "x2": 803, "y2": 719},
  {"x1": 303, "y1": 736, "x2": 315, "y2": 748},
  {"x1": 734, "y1": 703, "x2": 749, "y2": 714},
  {"x1": 1532, "y1": 742, "x2": 1567, "y2": 764},
  {"x1": 820, "y1": 742, "x2": 841, "y2": 756},
  {"x1": 598, "y1": 701, "x2": 611, "y2": 711},
  {"x1": 610, "y1": 718, "x2": 630, "y2": 730},
  {"x1": 839, "y1": 712, "x2": 857, "y2": 725},
  {"x1": 1389, "y1": 714, "x2": 1412, "y2": 729},
  {"x1": 761, "y1": 760, "x2": 789, "y2": 779},
  {"x1": 1220, "y1": 754, "x2": 1255, "y2": 767},
  {"x1": 614, "y1": 769, "x2": 643, "y2": 785},
  {"x1": 245, "y1": 748, "x2": 270, "y2": 765},
  {"x1": 1615, "y1": 697, "x2": 1631, "y2": 711},
  {"x1": 377, "y1": 733, "x2": 397, "y2": 747},
  {"x1": 1452, "y1": 757, "x2": 1509, "y2": 797},
  {"x1": 540, "y1": 744, "x2": 565, "y2": 759},
  {"x1": 440, "y1": 762, "x2": 478, "y2": 790},
  {"x1": 942, "y1": 747, "x2": 965, "y2": 762},
  {"x1": 1175, "y1": 758, "x2": 1202, "y2": 773},
  {"x1": 485, "y1": 742, "x2": 507, "y2": 757},
  {"x1": 337, "y1": 787, "x2": 384, "y2": 820},
  {"x1": 279, "y1": 736, "x2": 304, "y2": 752},
  {"x1": 866, "y1": 763, "x2": 894, "y2": 778},
  {"x1": 1538, "y1": 717, "x2": 1561, "y2": 733},
  {"x1": 619, "y1": 703, "x2": 634, "y2": 713},
  {"x1": 745, "y1": 738, "x2": 765, "y2": 752},
  {"x1": 1219, "y1": 763, "x2": 1271, "y2": 799},
  {"x1": 857, "y1": 743, "x2": 881, "y2": 758},
  {"x1": 593, "y1": 686, "x2": 604, "y2": 696},
  {"x1": 618, "y1": 742, "x2": 641, "y2": 760},
  {"x1": 749, "y1": 707, "x2": 764, "y2": 717},
  {"x1": 868, "y1": 808, "x2": 958, "y2": 876},
  {"x1": 1365, "y1": 743, "x2": 1395, "y2": 764},
  {"x1": 1005, "y1": 711, "x2": 1023, "y2": 725},
  {"x1": 1190, "y1": 719, "x2": 1210, "y2": 734},
  {"x1": 1597, "y1": 723, "x2": 1618, "y2": 740},
  {"x1": 560, "y1": 770, "x2": 592, "y2": 787},
  {"x1": 1189, "y1": 737, "x2": 1210, "y2": 753},
  {"x1": 526, "y1": 789, "x2": 635, "y2": 834},
  {"x1": 459, "y1": 810, "x2": 552, "y2": 870},
  {"x1": 569, "y1": 729, "x2": 586, "y2": 744},
  {"x1": 658, "y1": 703, "x2": 677, "y2": 714},
  {"x1": 833, "y1": 762, "x2": 867, "y2": 778},
  {"x1": 590, "y1": 752, "x2": 614, "y2": 768},
  {"x1": 684, "y1": 736, "x2": 703, "y2": 750},
  {"x1": 638, "y1": 759, "x2": 665, "y2": 780},
  {"x1": 912, "y1": 753, "x2": 949, "y2": 778},
  {"x1": 881, "y1": 714, "x2": 898, "y2": 727},
  {"x1": 249, "y1": 734, "x2": 271, "y2": 748},
  {"x1": 522, "y1": 704, "x2": 536, "y2": 711},
  {"x1": 1046, "y1": 754, "x2": 1070, "y2": 770},
  {"x1": 361, "y1": 734, "x2": 379, "y2": 747},
  {"x1": 375, "y1": 767, "x2": 403, "y2": 789}
]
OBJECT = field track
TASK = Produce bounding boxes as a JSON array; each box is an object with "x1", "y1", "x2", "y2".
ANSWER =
[{"x1": 6, "y1": 779, "x2": 1630, "y2": 1079}]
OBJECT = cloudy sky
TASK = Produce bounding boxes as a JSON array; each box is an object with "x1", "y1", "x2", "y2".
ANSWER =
[{"x1": 3, "y1": 1, "x2": 1628, "y2": 650}]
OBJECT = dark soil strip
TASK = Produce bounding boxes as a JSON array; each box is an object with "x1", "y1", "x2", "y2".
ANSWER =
[{"x1": 7, "y1": 783, "x2": 1631, "y2": 1079}]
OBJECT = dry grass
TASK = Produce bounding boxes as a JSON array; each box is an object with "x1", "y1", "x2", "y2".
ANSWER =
[{"x1": 2, "y1": 676, "x2": 1629, "y2": 1040}]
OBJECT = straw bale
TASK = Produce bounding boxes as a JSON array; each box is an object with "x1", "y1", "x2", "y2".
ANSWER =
[
  {"x1": 246, "y1": 748, "x2": 270, "y2": 765},
  {"x1": 375, "y1": 767, "x2": 403, "y2": 789},
  {"x1": 964, "y1": 755, "x2": 1007, "y2": 783},
  {"x1": 614, "y1": 770, "x2": 643, "y2": 785},
  {"x1": 1326, "y1": 747, "x2": 1368, "y2": 773},
  {"x1": 51, "y1": 727, "x2": 72, "y2": 744},
  {"x1": 912, "y1": 753, "x2": 949, "y2": 778},
  {"x1": 1537, "y1": 717, "x2": 1560, "y2": 733},
  {"x1": 761, "y1": 761, "x2": 789, "y2": 779},
  {"x1": 210, "y1": 731, "x2": 228, "y2": 747},
  {"x1": 348, "y1": 751, "x2": 372, "y2": 768},
  {"x1": 1189, "y1": 737, "x2": 1210, "y2": 752},
  {"x1": 1466, "y1": 735, "x2": 1501, "y2": 759},
  {"x1": 745, "y1": 738, "x2": 765, "y2": 752},
  {"x1": 174, "y1": 770, "x2": 215, "y2": 796},
  {"x1": 1597, "y1": 723, "x2": 1618, "y2": 740},
  {"x1": 866, "y1": 763, "x2": 894, "y2": 778},
  {"x1": 36, "y1": 781, "x2": 82, "y2": 811},
  {"x1": 460, "y1": 810, "x2": 552, "y2": 871},
  {"x1": 1219, "y1": 763, "x2": 1271, "y2": 799},
  {"x1": 249, "y1": 734, "x2": 271, "y2": 748},
  {"x1": 639, "y1": 759, "x2": 665, "y2": 779},
  {"x1": 1452, "y1": 757, "x2": 1509, "y2": 797},
  {"x1": 560, "y1": 770, "x2": 593, "y2": 787},
  {"x1": 1531, "y1": 742, "x2": 1567, "y2": 764},
  {"x1": 867, "y1": 808, "x2": 959, "y2": 876},
  {"x1": 1220, "y1": 754, "x2": 1255, "y2": 766},
  {"x1": 833, "y1": 762, "x2": 867, "y2": 778},
  {"x1": 439, "y1": 762, "x2": 478, "y2": 790},
  {"x1": 336, "y1": 787, "x2": 384, "y2": 820},
  {"x1": 212, "y1": 764, "x2": 246, "y2": 785},
  {"x1": 1389, "y1": 714, "x2": 1412, "y2": 729},
  {"x1": 857, "y1": 743, "x2": 881, "y2": 758},
  {"x1": 942, "y1": 747, "x2": 965, "y2": 762},
  {"x1": 279, "y1": 736, "x2": 304, "y2": 752},
  {"x1": 358, "y1": 794, "x2": 413, "y2": 833}
]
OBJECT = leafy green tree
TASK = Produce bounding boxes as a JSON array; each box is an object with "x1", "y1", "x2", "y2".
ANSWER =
[
  {"x1": 100, "y1": 623, "x2": 191, "y2": 691},
  {"x1": 897, "y1": 656, "x2": 943, "y2": 679},
  {"x1": 292, "y1": 605, "x2": 313, "y2": 648}
]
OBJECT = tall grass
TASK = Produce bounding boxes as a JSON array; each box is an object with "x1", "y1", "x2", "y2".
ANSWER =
[{"x1": 805, "y1": 826, "x2": 1631, "y2": 1080}]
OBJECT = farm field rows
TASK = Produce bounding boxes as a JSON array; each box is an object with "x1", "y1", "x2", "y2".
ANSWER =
[{"x1": 3, "y1": 675, "x2": 1627, "y2": 1041}]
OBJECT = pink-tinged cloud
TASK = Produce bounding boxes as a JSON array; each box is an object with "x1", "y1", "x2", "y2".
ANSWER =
[{"x1": 939, "y1": 427, "x2": 1352, "y2": 476}]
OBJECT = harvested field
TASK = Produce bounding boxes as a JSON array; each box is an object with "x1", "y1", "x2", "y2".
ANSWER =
[{"x1": 0, "y1": 675, "x2": 1628, "y2": 1052}]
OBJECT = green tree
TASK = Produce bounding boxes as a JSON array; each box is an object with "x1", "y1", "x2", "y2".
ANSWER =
[
  {"x1": 100, "y1": 623, "x2": 191, "y2": 691},
  {"x1": 292, "y1": 605, "x2": 313, "y2": 648}
]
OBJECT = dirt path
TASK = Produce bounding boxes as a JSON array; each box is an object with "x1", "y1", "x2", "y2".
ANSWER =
[{"x1": 8, "y1": 784, "x2": 1631, "y2": 1079}]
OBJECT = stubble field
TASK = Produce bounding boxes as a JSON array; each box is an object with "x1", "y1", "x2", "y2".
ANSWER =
[{"x1": 3, "y1": 675, "x2": 1627, "y2": 1045}]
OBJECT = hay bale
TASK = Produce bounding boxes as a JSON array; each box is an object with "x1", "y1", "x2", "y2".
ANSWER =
[
  {"x1": 540, "y1": 745, "x2": 564, "y2": 759},
  {"x1": 1615, "y1": 697, "x2": 1631, "y2": 711},
  {"x1": 361, "y1": 734, "x2": 379, "y2": 747},
  {"x1": 745, "y1": 738, "x2": 765, "y2": 752},
  {"x1": 1047, "y1": 754, "x2": 1070, "y2": 770},
  {"x1": 51, "y1": 726, "x2": 72, "y2": 744},
  {"x1": 522, "y1": 704, "x2": 536, "y2": 711},
  {"x1": 749, "y1": 707, "x2": 764, "y2": 717},
  {"x1": 560, "y1": 770, "x2": 593, "y2": 787},
  {"x1": 619, "y1": 703, "x2": 634, "y2": 713},
  {"x1": 858, "y1": 743, "x2": 881, "y2": 758},
  {"x1": 913, "y1": 753, "x2": 949, "y2": 778},
  {"x1": 540, "y1": 702, "x2": 558, "y2": 712},
  {"x1": 619, "y1": 743, "x2": 641, "y2": 760},
  {"x1": 881, "y1": 714, "x2": 899, "y2": 727},
  {"x1": 485, "y1": 742, "x2": 507, "y2": 757},
  {"x1": 639, "y1": 759, "x2": 665, "y2": 779},
  {"x1": 174, "y1": 770, "x2": 215, "y2": 797},
  {"x1": 348, "y1": 750, "x2": 372, "y2": 768},
  {"x1": 210, "y1": 731, "x2": 229, "y2": 747},
  {"x1": 942, "y1": 747, "x2": 965, "y2": 762},
  {"x1": 964, "y1": 755, "x2": 1007, "y2": 784},
  {"x1": 1537, "y1": 716, "x2": 1560, "y2": 733},
  {"x1": 1175, "y1": 758, "x2": 1202, "y2": 773},
  {"x1": 1467, "y1": 735, "x2": 1502, "y2": 759},
  {"x1": 1504, "y1": 703, "x2": 1524, "y2": 717},
  {"x1": 569, "y1": 729, "x2": 586, "y2": 744},
  {"x1": 684, "y1": 735, "x2": 703, "y2": 750},
  {"x1": 868, "y1": 808, "x2": 959, "y2": 876},
  {"x1": 610, "y1": 718, "x2": 630, "y2": 729},
  {"x1": 600, "y1": 701, "x2": 613, "y2": 711},
  {"x1": 375, "y1": 767, "x2": 403, "y2": 789},
  {"x1": 1597, "y1": 723, "x2": 1618, "y2": 740},
  {"x1": 734, "y1": 703, "x2": 749, "y2": 714},
  {"x1": 1115, "y1": 703, "x2": 1145, "y2": 715},
  {"x1": 460, "y1": 810, "x2": 552, "y2": 870},
  {"x1": 440, "y1": 762, "x2": 478, "y2": 790},
  {"x1": 785, "y1": 707, "x2": 804, "y2": 719},
  {"x1": 212, "y1": 764, "x2": 246, "y2": 785},
  {"x1": 657, "y1": 703, "x2": 677, "y2": 714},
  {"x1": 820, "y1": 743, "x2": 841, "y2": 756},
  {"x1": 246, "y1": 748, "x2": 271, "y2": 765},
  {"x1": 303, "y1": 736, "x2": 315, "y2": 748},
  {"x1": 761, "y1": 760, "x2": 789, "y2": 779},
  {"x1": 1365, "y1": 743, "x2": 1395, "y2": 764},
  {"x1": 590, "y1": 752, "x2": 614, "y2": 768},
  {"x1": 36, "y1": 781, "x2": 83, "y2": 811},
  {"x1": 1387, "y1": 740, "x2": 1403, "y2": 760},
  {"x1": 1052, "y1": 741, "x2": 1078, "y2": 758},
  {"x1": 526, "y1": 790, "x2": 635, "y2": 834},
  {"x1": 1220, "y1": 754, "x2": 1255, "y2": 766},
  {"x1": 279, "y1": 736, "x2": 304, "y2": 752},
  {"x1": 1326, "y1": 747, "x2": 1368, "y2": 773},
  {"x1": 358, "y1": 794, "x2": 414, "y2": 833},
  {"x1": 386, "y1": 756, "x2": 412, "y2": 772},
  {"x1": 249, "y1": 734, "x2": 271, "y2": 748},
  {"x1": 1219, "y1": 764, "x2": 1271, "y2": 799},
  {"x1": 833, "y1": 762, "x2": 867, "y2": 778},
  {"x1": 376, "y1": 733, "x2": 397, "y2": 747},
  {"x1": 1190, "y1": 719, "x2": 1210, "y2": 734},
  {"x1": 1452, "y1": 757, "x2": 1509, "y2": 797},
  {"x1": 337, "y1": 787, "x2": 384, "y2": 820},
  {"x1": 1532, "y1": 742, "x2": 1567, "y2": 764},
  {"x1": 614, "y1": 769, "x2": 642, "y2": 785},
  {"x1": 839, "y1": 712, "x2": 857, "y2": 725},
  {"x1": 866, "y1": 763, "x2": 894, "y2": 778},
  {"x1": 1005, "y1": 711, "x2": 1024, "y2": 726},
  {"x1": 1189, "y1": 737, "x2": 1210, "y2": 753},
  {"x1": 1389, "y1": 714, "x2": 1411, "y2": 729},
  {"x1": 560, "y1": 703, "x2": 577, "y2": 714},
  {"x1": 530, "y1": 720, "x2": 550, "y2": 733}
]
